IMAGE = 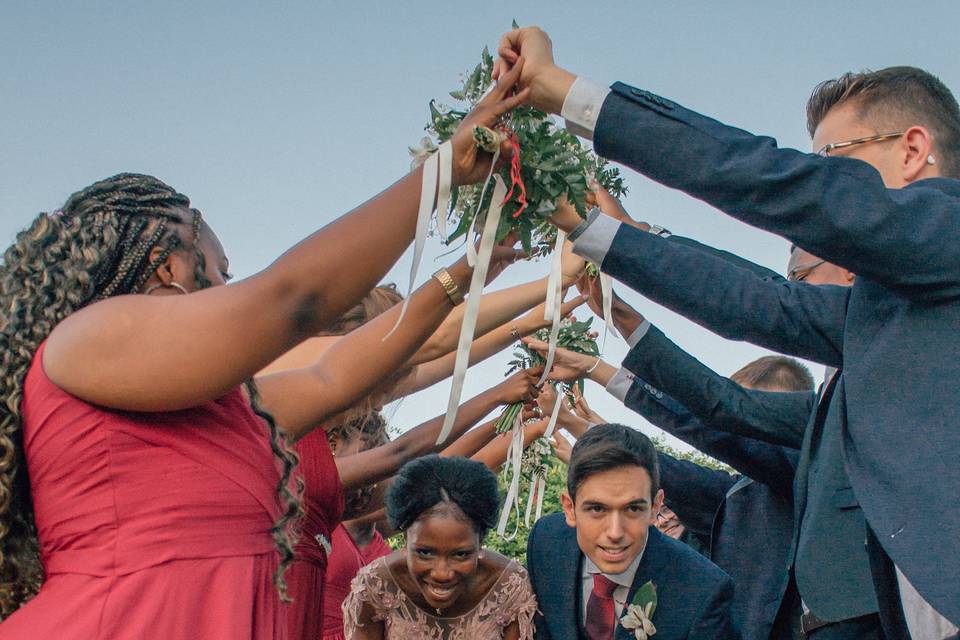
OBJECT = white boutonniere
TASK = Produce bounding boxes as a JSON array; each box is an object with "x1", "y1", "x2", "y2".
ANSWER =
[{"x1": 620, "y1": 580, "x2": 657, "y2": 639}]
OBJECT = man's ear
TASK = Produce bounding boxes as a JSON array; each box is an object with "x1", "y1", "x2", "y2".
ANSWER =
[
  {"x1": 901, "y1": 125, "x2": 937, "y2": 182},
  {"x1": 561, "y1": 491, "x2": 577, "y2": 528}
]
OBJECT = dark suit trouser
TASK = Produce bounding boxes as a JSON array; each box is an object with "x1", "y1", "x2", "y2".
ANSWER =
[
  {"x1": 808, "y1": 614, "x2": 883, "y2": 640},
  {"x1": 865, "y1": 526, "x2": 911, "y2": 640}
]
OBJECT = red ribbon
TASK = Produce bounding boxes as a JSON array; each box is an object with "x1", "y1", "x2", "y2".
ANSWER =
[{"x1": 499, "y1": 129, "x2": 528, "y2": 219}]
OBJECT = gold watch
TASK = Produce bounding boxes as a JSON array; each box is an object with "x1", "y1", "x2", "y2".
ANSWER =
[{"x1": 432, "y1": 268, "x2": 464, "y2": 306}]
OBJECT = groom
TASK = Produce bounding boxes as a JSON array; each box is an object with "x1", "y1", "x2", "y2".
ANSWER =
[{"x1": 527, "y1": 423, "x2": 737, "y2": 639}]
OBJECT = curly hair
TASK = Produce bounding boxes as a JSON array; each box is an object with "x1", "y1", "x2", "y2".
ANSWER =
[
  {"x1": 386, "y1": 455, "x2": 500, "y2": 538},
  {"x1": 0, "y1": 173, "x2": 302, "y2": 616}
]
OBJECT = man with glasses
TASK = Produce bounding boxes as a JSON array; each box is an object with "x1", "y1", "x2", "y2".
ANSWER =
[{"x1": 497, "y1": 26, "x2": 960, "y2": 639}]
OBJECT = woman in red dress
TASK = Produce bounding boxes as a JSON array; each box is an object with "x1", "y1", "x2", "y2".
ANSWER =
[{"x1": 0, "y1": 66, "x2": 528, "y2": 639}]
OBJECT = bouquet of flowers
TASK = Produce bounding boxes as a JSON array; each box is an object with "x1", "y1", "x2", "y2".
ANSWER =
[
  {"x1": 415, "y1": 45, "x2": 626, "y2": 257},
  {"x1": 493, "y1": 316, "x2": 599, "y2": 433}
]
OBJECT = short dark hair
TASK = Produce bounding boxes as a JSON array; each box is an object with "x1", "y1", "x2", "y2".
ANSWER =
[
  {"x1": 806, "y1": 66, "x2": 960, "y2": 178},
  {"x1": 386, "y1": 455, "x2": 500, "y2": 537},
  {"x1": 730, "y1": 355, "x2": 815, "y2": 392},
  {"x1": 567, "y1": 424, "x2": 659, "y2": 502}
]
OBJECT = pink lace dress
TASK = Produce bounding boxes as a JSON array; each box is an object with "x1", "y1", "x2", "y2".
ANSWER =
[{"x1": 342, "y1": 556, "x2": 537, "y2": 640}]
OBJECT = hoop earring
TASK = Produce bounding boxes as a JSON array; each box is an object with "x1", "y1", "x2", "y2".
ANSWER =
[{"x1": 143, "y1": 282, "x2": 189, "y2": 295}]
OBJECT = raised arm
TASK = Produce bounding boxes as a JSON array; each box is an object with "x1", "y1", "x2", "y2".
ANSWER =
[
  {"x1": 333, "y1": 368, "x2": 540, "y2": 489},
  {"x1": 563, "y1": 207, "x2": 850, "y2": 367},
  {"x1": 591, "y1": 84, "x2": 960, "y2": 301},
  {"x1": 622, "y1": 324, "x2": 816, "y2": 449},
  {"x1": 657, "y1": 451, "x2": 736, "y2": 536},
  {"x1": 407, "y1": 241, "x2": 585, "y2": 365},
  {"x1": 499, "y1": 27, "x2": 960, "y2": 301},
  {"x1": 528, "y1": 332, "x2": 805, "y2": 492},
  {"x1": 472, "y1": 418, "x2": 549, "y2": 471},
  {"x1": 622, "y1": 378, "x2": 798, "y2": 497},
  {"x1": 254, "y1": 241, "x2": 528, "y2": 436},
  {"x1": 389, "y1": 293, "x2": 587, "y2": 399},
  {"x1": 44, "y1": 64, "x2": 531, "y2": 412}
]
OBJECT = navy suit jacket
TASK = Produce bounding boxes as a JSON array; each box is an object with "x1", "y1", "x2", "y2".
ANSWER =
[
  {"x1": 587, "y1": 82, "x2": 960, "y2": 623},
  {"x1": 527, "y1": 513, "x2": 738, "y2": 640},
  {"x1": 619, "y1": 343, "x2": 799, "y2": 640}
]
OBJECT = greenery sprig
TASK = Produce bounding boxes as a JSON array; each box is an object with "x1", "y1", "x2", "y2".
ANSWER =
[
  {"x1": 494, "y1": 317, "x2": 600, "y2": 433},
  {"x1": 421, "y1": 47, "x2": 627, "y2": 256}
]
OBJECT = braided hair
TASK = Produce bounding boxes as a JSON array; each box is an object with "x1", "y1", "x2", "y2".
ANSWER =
[{"x1": 0, "y1": 173, "x2": 302, "y2": 616}]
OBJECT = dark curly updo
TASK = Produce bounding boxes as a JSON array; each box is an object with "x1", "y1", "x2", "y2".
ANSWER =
[{"x1": 386, "y1": 456, "x2": 500, "y2": 538}]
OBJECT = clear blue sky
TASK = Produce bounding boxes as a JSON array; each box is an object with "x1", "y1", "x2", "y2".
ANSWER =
[{"x1": 3, "y1": 2, "x2": 958, "y2": 450}]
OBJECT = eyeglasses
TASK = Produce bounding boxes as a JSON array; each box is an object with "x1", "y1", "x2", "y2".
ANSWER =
[
  {"x1": 788, "y1": 259, "x2": 826, "y2": 282},
  {"x1": 817, "y1": 131, "x2": 904, "y2": 157}
]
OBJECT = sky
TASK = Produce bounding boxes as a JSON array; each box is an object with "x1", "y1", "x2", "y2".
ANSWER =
[{"x1": 2, "y1": 1, "x2": 959, "y2": 452}]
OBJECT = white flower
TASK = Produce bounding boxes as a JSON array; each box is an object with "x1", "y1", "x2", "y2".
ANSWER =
[
  {"x1": 408, "y1": 136, "x2": 439, "y2": 170},
  {"x1": 621, "y1": 602, "x2": 657, "y2": 639}
]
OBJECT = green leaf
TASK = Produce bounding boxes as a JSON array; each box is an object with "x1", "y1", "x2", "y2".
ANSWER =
[{"x1": 630, "y1": 580, "x2": 658, "y2": 616}]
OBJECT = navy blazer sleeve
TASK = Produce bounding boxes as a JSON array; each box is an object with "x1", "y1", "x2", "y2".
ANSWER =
[
  {"x1": 601, "y1": 221, "x2": 849, "y2": 367},
  {"x1": 668, "y1": 235, "x2": 786, "y2": 283},
  {"x1": 657, "y1": 450, "x2": 736, "y2": 536},
  {"x1": 623, "y1": 372, "x2": 798, "y2": 498},
  {"x1": 623, "y1": 324, "x2": 817, "y2": 450},
  {"x1": 595, "y1": 83, "x2": 960, "y2": 302}
]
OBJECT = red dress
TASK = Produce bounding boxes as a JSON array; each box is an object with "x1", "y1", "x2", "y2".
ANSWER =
[
  {"x1": 0, "y1": 343, "x2": 285, "y2": 640},
  {"x1": 285, "y1": 429, "x2": 344, "y2": 640},
  {"x1": 320, "y1": 525, "x2": 367, "y2": 640},
  {"x1": 359, "y1": 530, "x2": 393, "y2": 565}
]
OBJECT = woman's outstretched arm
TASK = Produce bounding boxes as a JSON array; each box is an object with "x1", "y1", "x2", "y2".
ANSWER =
[
  {"x1": 45, "y1": 60, "x2": 530, "y2": 412},
  {"x1": 333, "y1": 368, "x2": 541, "y2": 489}
]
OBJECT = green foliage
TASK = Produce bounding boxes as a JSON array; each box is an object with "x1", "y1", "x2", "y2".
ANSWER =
[
  {"x1": 483, "y1": 456, "x2": 568, "y2": 563},
  {"x1": 494, "y1": 317, "x2": 600, "y2": 433},
  {"x1": 424, "y1": 47, "x2": 627, "y2": 256}
]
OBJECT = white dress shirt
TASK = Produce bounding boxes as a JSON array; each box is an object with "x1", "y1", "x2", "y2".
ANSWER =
[{"x1": 580, "y1": 545, "x2": 646, "y2": 625}]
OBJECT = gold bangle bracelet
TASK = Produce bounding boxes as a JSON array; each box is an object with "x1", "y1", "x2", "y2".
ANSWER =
[{"x1": 432, "y1": 268, "x2": 464, "y2": 306}]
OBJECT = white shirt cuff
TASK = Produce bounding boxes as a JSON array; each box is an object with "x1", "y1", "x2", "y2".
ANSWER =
[
  {"x1": 561, "y1": 77, "x2": 611, "y2": 140},
  {"x1": 625, "y1": 320, "x2": 651, "y2": 348},
  {"x1": 605, "y1": 367, "x2": 635, "y2": 402},
  {"x1": 571, "y1": 209, "x2": 622, "y2": 266}
]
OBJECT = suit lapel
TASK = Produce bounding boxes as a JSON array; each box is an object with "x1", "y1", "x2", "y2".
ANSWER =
[{"x1": 614, "y1": 527, "x2": 669, "y2": 640}]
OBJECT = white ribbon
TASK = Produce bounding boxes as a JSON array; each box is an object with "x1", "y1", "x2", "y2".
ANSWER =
[
  {"x1": 537, "y1": 229, "x2": 567, "y2": 386},
  {"x1": 523, "y1": 390, "x2": 563, "y2": 526},
  {"x1": 435, "y1": 141, "x2": 452, "y2": 241},
  {"x1": 465, "y1": 147, "x2": 500, "y2": 267},
  {"x1": 436, "y1": 175, "x2": 508, "y2": 444},
  {"x1": 599, "y1": 271, "x2": 618, "y2": 350},
  {"x1": 496, "y1": 410, "x2": 525, "y2": 538},
  {"x1": 384, "y1": 142, "x2": 449, "y2": 340}
]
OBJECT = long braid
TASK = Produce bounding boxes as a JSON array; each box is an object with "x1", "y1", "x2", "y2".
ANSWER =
[
  {"x1": 245, "y1": 380, "x2": 304, "y2": 601},
  {"x1": 0, "y1": 173, "x2": 299, "y2": 616},
  {"x1": 187, "y1": 209, "x2": 303, "y2": 599}
]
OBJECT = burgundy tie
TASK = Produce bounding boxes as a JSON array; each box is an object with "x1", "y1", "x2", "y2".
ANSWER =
[{"x1": 585, "y1": 573, "x2": 619, "y2": 640}]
